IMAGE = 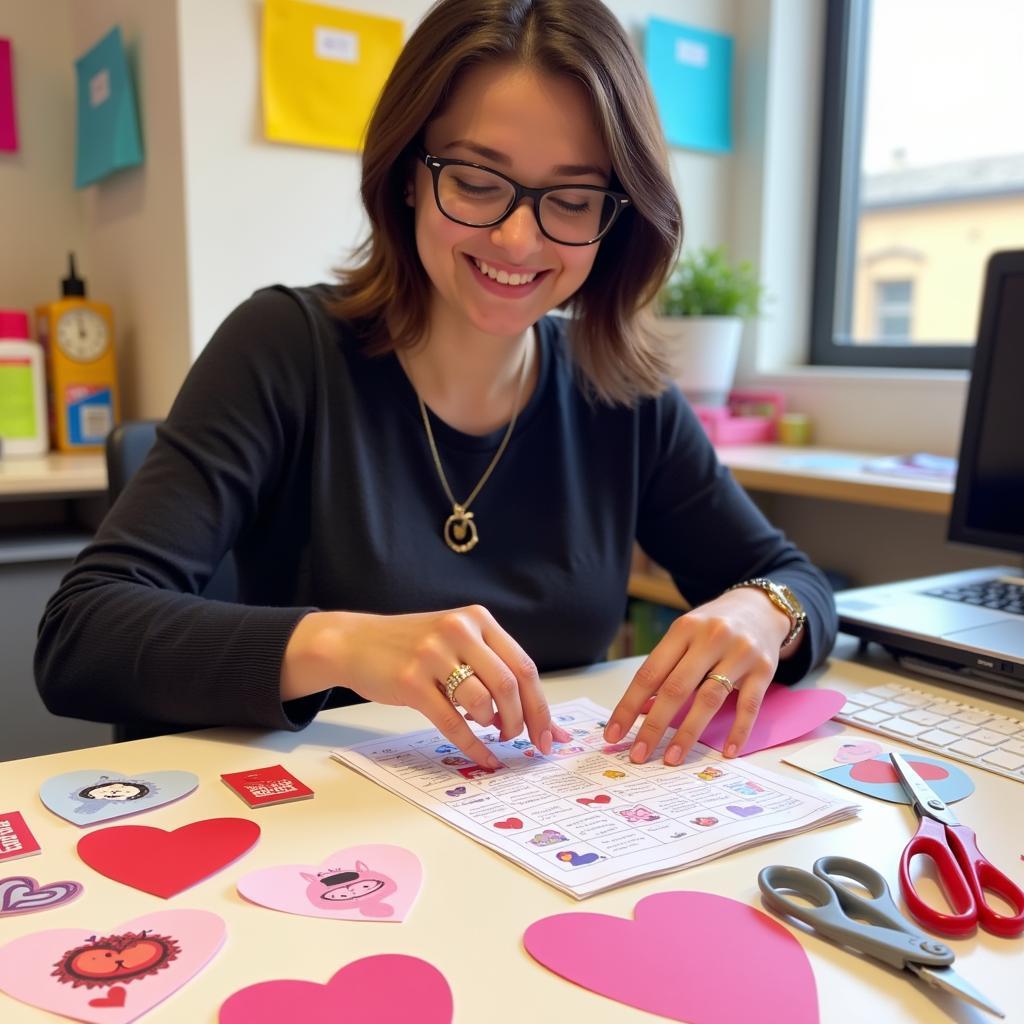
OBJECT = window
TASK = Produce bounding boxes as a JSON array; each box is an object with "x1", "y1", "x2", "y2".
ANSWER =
[
  {"x1": 811, "y1": 0, "x2": 1024, "y2": 368},
  {"x1": 873, "y1": 280, "x2": 913, "y2": 341}
]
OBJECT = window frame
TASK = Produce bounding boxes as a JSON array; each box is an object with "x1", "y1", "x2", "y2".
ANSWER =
[{"x1": 809, "y1": 0, "x2": 973, "y2": 370}]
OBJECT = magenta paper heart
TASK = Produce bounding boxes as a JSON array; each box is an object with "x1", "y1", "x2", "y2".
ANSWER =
[
  {"x1": 0, "y1": 908, "x2": 225, "y2": 1023},
  {"x1": 524, "y1": 891, "x2": 818, "y2": 1024},
  {"x1": 236, "y1": 844, "x2": 422, "y2": 922},
  {"x1": 219, "y1": 954, "x2": 452, "y2": 1024},
  {"x1": 648, "y1": 684, "x2": 846, "y2": 755},
  {"x1": 0, "y1": 875, "x2": 83, "y2": 916}
]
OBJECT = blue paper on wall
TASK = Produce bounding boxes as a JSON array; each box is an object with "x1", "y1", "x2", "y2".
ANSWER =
[
  {"x1": 74, "y1": 26, "x2": 144, "y2": 188},
  {"x1": 645, "y1": 18, "x2": 732, "y2": 154}
]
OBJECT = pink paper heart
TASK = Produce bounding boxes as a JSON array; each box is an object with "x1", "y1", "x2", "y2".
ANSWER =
[
  {"x1": 0, "y1": 908, "x2": 225, "y2": 1023},
  {"x1": 524, "y1": 891, "x2": 818, "y2": 1024},
  {"x1": 219, "y1": 954, "x2": 452, "y2": 1024},
  {"x1": 236, "y1": 844, "x2": 422, "y2": 922},
  {"x1": 652, "y1": 685, "x2": 846, "y2": 755}
]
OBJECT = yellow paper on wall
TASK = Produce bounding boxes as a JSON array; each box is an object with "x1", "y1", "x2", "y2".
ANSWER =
[{"x1": 262, "y1": 0, "x2": 403, "y2": 152}]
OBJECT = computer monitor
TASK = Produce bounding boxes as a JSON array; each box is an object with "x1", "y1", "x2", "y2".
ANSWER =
[{"x1": 948, "y1": 249, "x2": 1024, "y2": 557}]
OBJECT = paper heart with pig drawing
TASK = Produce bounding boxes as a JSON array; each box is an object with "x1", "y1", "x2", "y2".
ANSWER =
[
  {"x1": 524, "y1": 890, "x2": 818, "y2": 1024},
  {"x1": 0, "y1": 908, "x2": 225, "y2": 1023},
  {"x1": 236, "y1": 844, "x2": 422, "y2": 922}
]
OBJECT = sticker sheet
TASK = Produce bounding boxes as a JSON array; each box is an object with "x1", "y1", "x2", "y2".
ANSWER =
[{"x1": 331, "y1": 699, "x2": 858, "y2": 898}]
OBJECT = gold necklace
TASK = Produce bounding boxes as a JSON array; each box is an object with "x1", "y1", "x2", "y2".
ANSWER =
[{"x1": 415, "y1": 341, "x2": 530, "y2": 553}]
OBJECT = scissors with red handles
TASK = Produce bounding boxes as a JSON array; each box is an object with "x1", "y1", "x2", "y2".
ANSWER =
[{"x1": 890, "y1": 752, "x2": 1024, "y2": 938}]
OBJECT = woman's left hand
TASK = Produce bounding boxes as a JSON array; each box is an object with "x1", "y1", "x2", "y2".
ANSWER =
[{"x1": 602, "y1": 587, "x2": 798, "y2": 764}]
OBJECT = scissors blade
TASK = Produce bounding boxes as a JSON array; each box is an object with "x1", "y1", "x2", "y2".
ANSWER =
[
  {"x1": 890, "y1": 752, "x2": 960, "y2": 826},
  {"x1": 908, "y1": 962, "x2": 1005, "y2": 1018}
]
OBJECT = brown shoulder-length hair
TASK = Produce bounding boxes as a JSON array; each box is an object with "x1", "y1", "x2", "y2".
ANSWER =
[{"x1": 326, "y1": 0, "x2": 683, "y2": 405}]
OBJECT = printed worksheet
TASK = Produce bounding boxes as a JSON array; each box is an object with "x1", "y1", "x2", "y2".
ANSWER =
[{"x1": 331, "y1": 698, "x2": 859, "y2": 898}]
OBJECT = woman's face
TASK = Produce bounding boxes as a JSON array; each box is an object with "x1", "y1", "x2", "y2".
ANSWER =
[{"x1": 414, "y1": 62, "x2": 610, "y2": 342}]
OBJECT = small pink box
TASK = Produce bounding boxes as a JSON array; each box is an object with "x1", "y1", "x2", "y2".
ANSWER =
[{"x1": 693, "y1": 389, "x2": 785, "y2": 445}]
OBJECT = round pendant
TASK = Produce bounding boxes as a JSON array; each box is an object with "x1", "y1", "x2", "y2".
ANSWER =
[{"x1": 444, "y1": 507, "x2": 479, "y2": 553}]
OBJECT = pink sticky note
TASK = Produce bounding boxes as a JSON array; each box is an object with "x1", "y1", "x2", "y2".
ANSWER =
[
  {"x1": 0, "y1": 39, "x2": 18, "y2": 152},
  {"x1": 524, "y1": 891, "x2": 818, "y2": 1024},
  {"x1": 236, "y1": 844, "x2": 422, "y2": 922},
  {"x1": 635, "y1": 684, "x2": 846, "y2": 755},
  {"x1": 219, "y1": 954, "x2": 452, "y2": 1024},
  {"x1": 0, "y1": 908, "x2": 225, "y2": 1023}
]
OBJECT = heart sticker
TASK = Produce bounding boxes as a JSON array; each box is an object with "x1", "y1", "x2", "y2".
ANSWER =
[
  {"x1": 236, "y1": 844, "x2": 422, "y2": 922},
  {"x1": 576, "y1": 794, "x2": 611, "y2": 805},
  {"x1": 78, "y1": 818, "x2": 260, "y2": 898},
  {"x1": 524, "y1": 891, "x2": 818, "y2": 1024},
  {"x1": 0, "y1": 908, "x2": 225, "y2": 1023},
  {"x1": 493, "y1": 818, "x2": 523, "y2": 830},
  {"x1": 219, "y1": 954, "x2": 452, "y2": 1024},
  {"x1": 652, "y1": 685, "x2": 846, "y2": 756},
  {"x1": 0, "y1": 875, "x2": 83, "y2": 916},
  {"x1": 39, "y1": 770, "x2": 199, "y2": 827}
]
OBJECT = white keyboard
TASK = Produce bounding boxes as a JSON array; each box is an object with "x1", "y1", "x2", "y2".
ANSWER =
[{"x1": 834, "y1": 681, "x2": 1024, "y2": 784}]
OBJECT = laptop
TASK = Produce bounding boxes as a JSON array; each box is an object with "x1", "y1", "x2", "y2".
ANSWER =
[{"x1": 835, "y1": 249, "x2": 1024, "y2": 701}]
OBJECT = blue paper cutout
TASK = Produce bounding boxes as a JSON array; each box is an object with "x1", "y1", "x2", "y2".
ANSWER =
[
  {"x1": 39, "y1": 769, "x2": 199, "y2": 826},
  {"x1": 74, "y1": 26, "x2": 144, "y2": 188},
  {"x1": 646, "y1": 18, "x2": 733, "y2": 153}
]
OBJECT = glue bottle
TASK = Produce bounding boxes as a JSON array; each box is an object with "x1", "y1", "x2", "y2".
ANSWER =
[{"x1": 0, "y1": 309, "x2": 49, "y2": 456}]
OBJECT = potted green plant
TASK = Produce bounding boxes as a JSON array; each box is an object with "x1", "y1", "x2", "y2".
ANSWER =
[{"x1": 656, "y1": 246, "x2": 764, "y2": 407}]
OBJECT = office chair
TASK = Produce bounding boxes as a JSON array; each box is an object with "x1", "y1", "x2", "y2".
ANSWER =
[{"x1": 105, "y1": 420, "x2": 239, "y2": 741}]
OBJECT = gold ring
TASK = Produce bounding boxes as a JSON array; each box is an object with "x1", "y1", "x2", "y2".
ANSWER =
[
  {"x1": 702, "y1": 672, "x2": 735, "y2": 695},
  {"x1": 442, "y1": 663, "x2": 476, "y2": 706}
]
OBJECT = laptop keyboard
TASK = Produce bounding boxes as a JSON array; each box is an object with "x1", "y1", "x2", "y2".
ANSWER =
[
  {"x1": 922, "y1": 577, "x2": 1024, "y2": 614},
  {"x1": 834, "y1": 682, "x2": 1024, "y2": 784}
]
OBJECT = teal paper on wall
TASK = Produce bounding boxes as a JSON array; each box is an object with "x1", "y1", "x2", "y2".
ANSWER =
[
  {"x1": 74, "y1": 26, "x2": 143, "y2": 188},
  {"x1": 645, "y1": 18, "x2": 732, "y2": 154}
]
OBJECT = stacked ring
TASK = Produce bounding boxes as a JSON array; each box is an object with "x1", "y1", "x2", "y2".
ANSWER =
[
  {"x1": 443, "y1": 663, "x2": 476, "y2": 705},
  {"x1": 702, "y1": 672, "x2": 735, "y2": 695}
]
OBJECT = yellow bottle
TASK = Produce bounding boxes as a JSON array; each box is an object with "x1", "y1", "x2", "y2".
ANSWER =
[{"x1": 35, "y1": 254, "x2": 119, "y2": 451}]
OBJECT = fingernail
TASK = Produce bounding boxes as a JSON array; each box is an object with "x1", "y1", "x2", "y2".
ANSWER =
[
  {"x1": 725, "y1": 743, "x2": 737, "y2": 758},
  {"x1": 605, "y1": 722, "x2": 622, "y2": 743},
  {"x1": 630, "y1": 740, "x2": 648, "y2": 763},
  {"x1": 540, "y1": 729, "x2": 553, "y2": 755},
  {"x1": 665, "y1": 744, "x2": 683, "y2": 766},
  {"x1": 486, "y1": 754, "x2": 501, "y2": 769},
  {"x1": 553, "y1": 724, "x2": 572, "y2": 742}
]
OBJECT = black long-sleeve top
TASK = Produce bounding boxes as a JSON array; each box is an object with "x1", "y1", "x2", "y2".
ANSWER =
[{"x1": 35, "y1": 285, "x2": 837, "y2": 732}]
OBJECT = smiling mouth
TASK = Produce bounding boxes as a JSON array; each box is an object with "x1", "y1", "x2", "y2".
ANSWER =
[{"x1": 466, "y1": 255, "x2": 550, "y2": 287}]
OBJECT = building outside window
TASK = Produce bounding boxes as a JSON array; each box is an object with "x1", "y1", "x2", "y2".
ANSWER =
[{"x1": 811, "y1": 0, "x2": 1024, "y2": 368}]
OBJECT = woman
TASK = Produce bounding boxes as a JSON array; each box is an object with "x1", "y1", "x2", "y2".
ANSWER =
[{"x1": 36, "y1": 0, "x2": 836, "y2": 769}]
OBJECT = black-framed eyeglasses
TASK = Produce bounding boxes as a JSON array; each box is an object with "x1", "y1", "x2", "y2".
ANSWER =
[{"x1": 419, "y1": 151, "x2": 631, "y2": 246}]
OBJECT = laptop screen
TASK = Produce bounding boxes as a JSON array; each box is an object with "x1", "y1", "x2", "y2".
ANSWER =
[{"x1": 949, "y1": 252, "x2": 1024, "y2": 555}]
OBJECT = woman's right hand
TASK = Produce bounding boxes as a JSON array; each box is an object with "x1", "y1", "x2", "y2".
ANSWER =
[{"x1": 281, "y1": 606, "x2": 570, "y2": 767}]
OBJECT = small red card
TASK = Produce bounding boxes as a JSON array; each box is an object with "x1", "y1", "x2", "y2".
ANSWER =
[
  {"x1": 0, "y1": 811, "x2": 41, "y2": 862},
  {"x1": 220, "y1": 765, "x2": 314, "y2": 807}
]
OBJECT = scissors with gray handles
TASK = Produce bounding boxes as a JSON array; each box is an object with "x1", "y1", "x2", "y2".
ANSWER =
[{"x1": 758, "y1": 855, "x2": 1004, "y2": 1019}]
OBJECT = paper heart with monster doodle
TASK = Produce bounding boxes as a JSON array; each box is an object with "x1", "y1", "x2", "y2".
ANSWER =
[
  {"x1": 0, "y1": 908, "x2": 225, "y2": 1023},
  {"x1": 236, "y1": 844, "x2": 422, "y2": 922}
]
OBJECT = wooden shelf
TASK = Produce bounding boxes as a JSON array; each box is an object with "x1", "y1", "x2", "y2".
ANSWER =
[
  {"x1": 627, "y1": 572, "x2": 688, "y2": 610},
  {"x1": 716, "y1": 444, "x2": 953, "y2": 515},
  {"x1": 0, "y1": 452, "x2": 107, "y2": 501}
]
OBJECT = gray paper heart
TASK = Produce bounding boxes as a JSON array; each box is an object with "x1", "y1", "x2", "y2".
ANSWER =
[{"x1": 0, "y1": 876, "x2": 83, "y2": 915}]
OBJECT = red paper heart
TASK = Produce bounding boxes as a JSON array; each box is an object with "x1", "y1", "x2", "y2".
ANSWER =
[
  {"x1": 88, "y1": 986, "x2": 126, "y2": 1008},
  {"x1": 525, "y1": 891, "x2": 818, "y2": 1024},
  {"x1": 576, "y1": 793, "x2": 611, "y2": 805},
  {"x1": 77, "y1": 818, "x2": 260, "y2": 898},
  {"x1": 493, "y1": 818, "x2": 523, "y2": 830},
  {"x1": 849, "y1": 757, "x2": 948, "y2": 784}
]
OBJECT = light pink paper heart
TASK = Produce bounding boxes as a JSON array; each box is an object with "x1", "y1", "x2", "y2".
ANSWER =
[
  {"x1": 0, "y1": 908, "x2": 225, "y2": 1023},
  {"x1": 524, "y1": 891, "x2": 818, "y2": 1024},
  {"x1": 219, "y1": 954, "x2": 452, "y2": 1024},
  {"x1": 646, "y1": 684, "x2": 846, "y2": 755},
  {"x1": 236, "y1": 844, "x2": 422, "y2": 922}
]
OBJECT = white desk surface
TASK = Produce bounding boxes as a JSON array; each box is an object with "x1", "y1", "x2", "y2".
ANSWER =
[{"x1": 2, "y1": 641, "x2": 1021, "y2": 1023}]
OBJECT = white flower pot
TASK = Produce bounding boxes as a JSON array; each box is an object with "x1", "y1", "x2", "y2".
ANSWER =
[{"x1": 657, "y1": 315, "x2": 743, "y2": 407}]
